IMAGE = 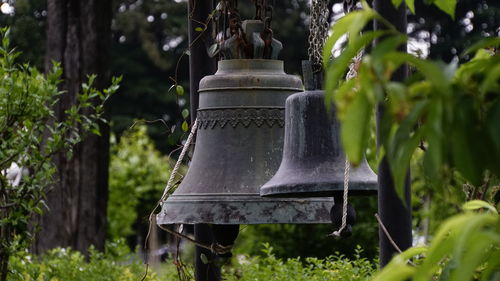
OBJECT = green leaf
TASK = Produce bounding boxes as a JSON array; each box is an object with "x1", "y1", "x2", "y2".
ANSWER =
[
  {"x1": 405, "y1": 0, "x2": 415, "y2": 14},
  {"x1": 181, "y1": 109, "x2": 189, "y2": 119},
  {"x1": 176, "y1": 85, "x2": 184, "y2": 96},
  {"x1": 450, "y1": 98, "x2": 483, "y2": 186},
  {"x1": 481, "y1": 250, "x2": 500, "y2": 281},
  {"x1": 414, "y1": 214, "x2": 474, "y2": 281},
  {"x1": 371, "y1": 247, "x2": 427, "y2": 281},
  {"x1": 462, "y1": 200, "x2": 497, "y2": 213},
  {"x1": 208, "y1": 43, "x2": 219, "y2": 58},
  {"x1": 388, "y1": 101, "x2": 427, "y2": 198},
  {"x1": 195, "y1": 27, "x2": 204, "y2": 32},
  {"x1": 433, "y1": 0, "x2": 456, "y2": 19},
  {"x1": 325, "y1": 30, "x2": 387, "y2": 107},
  {"x1": 340, "y1": 87, "x2": 372, "y2": 166},
  {"x1": 322, "y1": 8, "x2": 379, "y2": 67},
  {"x1": 181, "y1": 120, "x2": 189, "y2": 132},
  {"x1": 385, "y1": 52, "x2": 452, "y2": 96},
  {"x1": 462, "y1": 37, "x2": 500, "y2": 55},
  {"x1": 371, "y1": 35, "x2": 407, "y2": 63},
  {"x1": 450, "y1": 217, "x2": 499, "y2": 281},
  {"x1": 391, "y1": 0, "x2": 403, "y2": 8},
  {"x1": 486, "y1": 99, "x2": 500, "y2": 176},
  {"x1": 479, "y1": 61, "x2": 500, "y2": 96},
  {"x1": 200, "y1": 253, "x2": 209, "y2": 264}
]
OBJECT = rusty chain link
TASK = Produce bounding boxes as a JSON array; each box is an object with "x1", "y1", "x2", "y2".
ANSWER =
[{"x1": 308, "y1": 0, "x2": 330, "y2": 73}]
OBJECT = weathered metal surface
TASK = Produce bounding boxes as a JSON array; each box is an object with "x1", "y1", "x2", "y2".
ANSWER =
[
  {"x1": 157, "y1": 59, "x2": 334, "y2": 225},
  {"x1": 260, "y1": 90, "x2": 378, "y2": 198}
]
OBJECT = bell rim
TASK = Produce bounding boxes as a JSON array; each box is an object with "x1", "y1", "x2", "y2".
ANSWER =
[
  {"x1": 260, "y1": 182, "x2": 378, "y2": 198},
  {"x1": 158, "y1": 194, "x2": 334, "y2": 225}
]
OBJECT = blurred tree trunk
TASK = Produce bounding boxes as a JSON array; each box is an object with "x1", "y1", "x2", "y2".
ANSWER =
[{"x1": 33, "y1": 0, "x2": 112, "y2": 254}]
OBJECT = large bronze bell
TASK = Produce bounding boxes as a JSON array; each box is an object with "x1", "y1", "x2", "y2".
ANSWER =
[
  {"x1": 157, "y1": 59, "x2": 333, "y2": 225},
  {"x1": 260, "y1": 89, "x2": 378, "y2": 198}
]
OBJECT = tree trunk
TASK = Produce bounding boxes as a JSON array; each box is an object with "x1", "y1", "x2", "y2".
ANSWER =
[{"x1": 33, "y1": 0, "x2": 112, "y2": 254}]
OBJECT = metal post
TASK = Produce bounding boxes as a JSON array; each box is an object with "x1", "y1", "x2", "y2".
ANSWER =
[
  {"x1": 373, "y1": 0, "x2": 412, "y2": 267},
  {"x1": 187, "y1": 1, "x2": 219, "y2": 280}
]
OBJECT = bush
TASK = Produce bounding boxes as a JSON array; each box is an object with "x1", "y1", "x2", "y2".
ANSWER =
[
  {"x1": 371, "y1": 201, "x2": 499, "y2": 281},
  {"x1": 225, "y1": 244, "x2": 376, "y2": 281},
  {"x1": 107, "y1": 125, "x2": 176, "y2": 243},
  {"x1": 7, "y1": 240, "x2": 178, "y2": 281},
  {"x1": 0, "y1": 27, "x2": 119, "y2": 280}
]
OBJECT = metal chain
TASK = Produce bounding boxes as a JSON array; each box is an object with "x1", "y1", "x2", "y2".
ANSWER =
[
  {"x1": 308, "y1": 0, "x2": 330, "y2": 72},
  {"x1": 263, "y1": 0, "x2": 273, "y2": 31},
  {"x1": 253, "y1": 0, "x2": 264, "y2": 20},
  {"x1": 227, "y1": 0, "x2": 242, "y2": 37},
  {"x1": 346, "y1": 49, "x2": 364, "y2": 80}
]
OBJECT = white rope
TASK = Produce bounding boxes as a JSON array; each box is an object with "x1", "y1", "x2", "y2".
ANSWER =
[
  {"x1": 160, "y1": 119, "x2": 198, "y2": 203},
  {"x1": 330, "y1": 159, "x2": 350, "y2": 237},
  {"x1": 330, "y1": 48, "x2": 363, "y2": 238}
]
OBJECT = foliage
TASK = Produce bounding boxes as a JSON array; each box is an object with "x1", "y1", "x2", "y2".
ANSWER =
[
  {"x1": 7, "y1": 240, "x2": 178, "y2": 281},
  {"x1": 407, "y1": 0, "x2": 500, "y2": 63},
  {"x1": 0, "y1": 0, "x2": 47, "y2": 70},
  {"x1": 323, "y1": 0, "x2": 500, "y2": 280},
  {"x1": 323, "y1": 0, "x2": 500, "y2": 200},
  {"x1": 224, "y1": 244, "x2": 376, "y2": 281},
  {"x1": 108, "y1": 125, "x2": 175, "y2": 243},
  {"x1": 371, "y1": 200, "x2": 499, "y2": 281},
  {"x1": 0, "y1": 28, "x2": 119, "y2": 280},
  {"x1": 5, "y1": 241, "x2": 377, "y2": 281}
]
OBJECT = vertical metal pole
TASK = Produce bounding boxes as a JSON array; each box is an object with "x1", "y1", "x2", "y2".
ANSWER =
[
  {"x1": 373, "y1": 0, "x2": 412, "y2": 267},
  {"x1": 187, "y1": 1, "x2": 219, "y2": 280}
]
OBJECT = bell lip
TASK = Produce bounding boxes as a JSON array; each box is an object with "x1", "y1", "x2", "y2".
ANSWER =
[
  {"x1": 157, "y1": 194, "x2": 334, "y2": 225},
  {"x1": 260, "y1": 182, "x2": 378, "y2": 198}
]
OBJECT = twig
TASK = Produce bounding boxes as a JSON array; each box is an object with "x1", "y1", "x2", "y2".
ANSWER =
[
  {"x1": 129, "y1": 119, "x2": 171, "y2": 131},
  {"x1": 0, "y1": 203, "x2": 15, "y2": 209},
  {"x1": 157, "y1": 224, "x2": 233, "y2": 255},
  {"x1": 375, "y1": 213, "x2": 403, "y2": 253},
  {"x1": 375, "y1": 213, "x2": 416, "y2": 266}
]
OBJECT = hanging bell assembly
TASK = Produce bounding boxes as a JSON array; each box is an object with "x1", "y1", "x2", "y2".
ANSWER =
[
  {"x1": 157, "y1": 20, "x2": 333, "y2": 225},
  {"x1": 260, "y1": 62, "x2": 378, "y2": 198}
]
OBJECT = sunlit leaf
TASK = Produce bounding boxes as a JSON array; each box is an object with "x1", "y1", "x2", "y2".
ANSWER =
[
  {"x1": 450, "y1": 102, "x2": 482, "y2": 185},
  {"x1": 463, "y1": 200, "x2": 497, "y2": 213},
  {"x1": 176, "y1": 85, "x2": 184, "y2": 96},
  {"x1": 325, "y1": 31, "x2": 387, "y2": 107},
  {"x1": 181, "y1": 120, "x2": 189, "y2": 132},
  {"x1": 181, "y1": 108, "x2": 189, "y2": 119},
  {"x1": 322, "y1": 8, "x2": 379, "y2": 67},
  {"x1": 391, "y1": 0, "x2": 403, "y2": 8},
  {"x1": 433, "y1": 0, "x2": 456, "y2": 19},
  {"x1": 340, "y1": 86, "x2": 372, "y2": 166},
  {"x1": 405, "y1": 0, "x2": 415, "y2": 14},
  {"x1": 463, "y1": 37, "x2": 500, "y2": 55}
]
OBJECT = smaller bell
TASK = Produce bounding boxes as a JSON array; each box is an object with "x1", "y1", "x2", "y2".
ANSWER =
[{"x1": 260, "y1": 90, "x2": 377, "y2": 198}]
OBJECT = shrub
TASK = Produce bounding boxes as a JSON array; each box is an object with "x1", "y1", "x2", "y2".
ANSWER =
[
  {"x1": 225, "y1": 244, "x2": 377, "y2": 281},
  {"x1": 371, "y1": 200, "x2": 499, "y2": 281},
  {"x1": 107, "y1": 125, "x2": 179, "y2": 246},
  {"x1": 0, "y1": 27, "x2": 119, "y2": 280},
  {"x1": 7, "y1": 240, "x2": 179, "y2": 281}
]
